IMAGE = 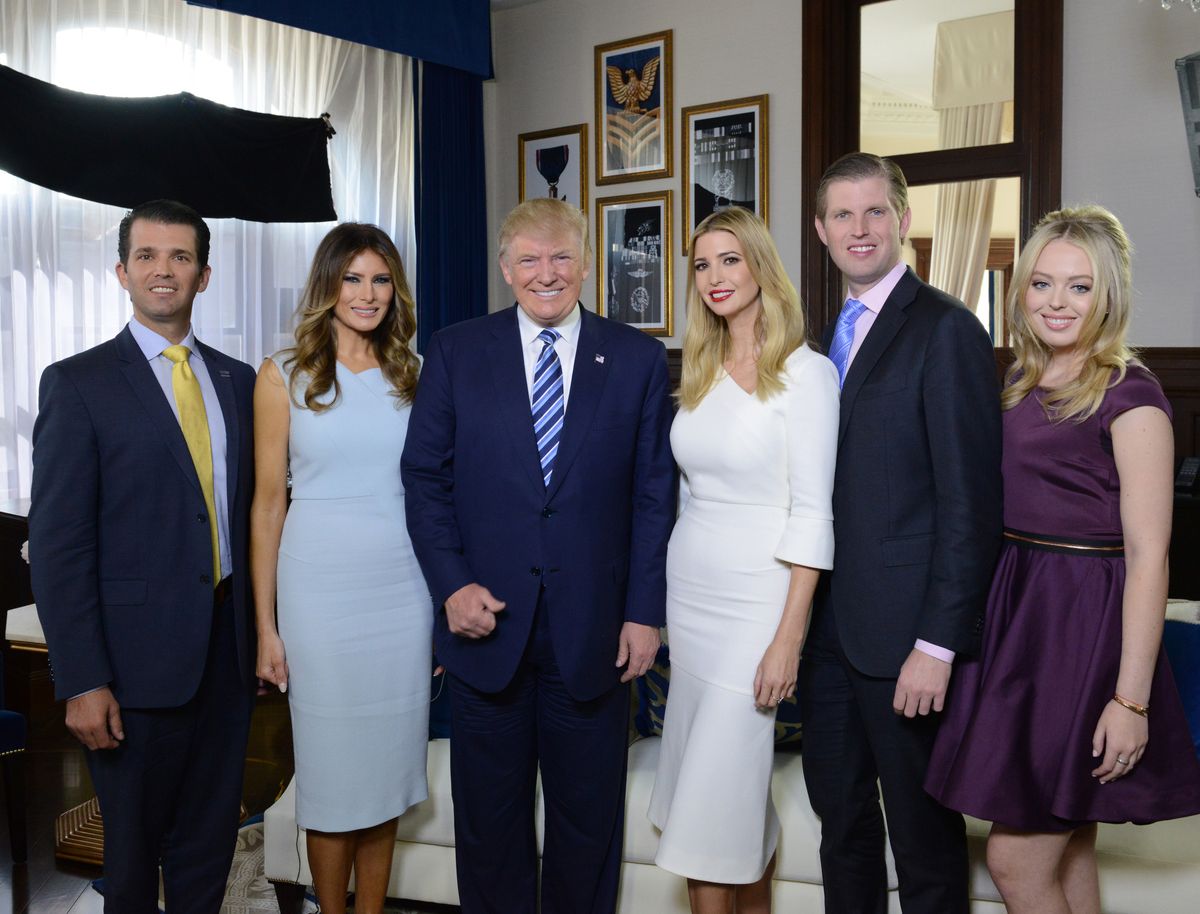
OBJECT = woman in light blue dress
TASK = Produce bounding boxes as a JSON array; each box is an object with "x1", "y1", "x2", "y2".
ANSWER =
[{"x1": 250, "y1": 223, "x2": 430, "y2": 914}]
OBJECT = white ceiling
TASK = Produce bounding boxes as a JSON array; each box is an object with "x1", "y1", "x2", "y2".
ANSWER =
[{"x1": 861, "y1": 0, "x2": 1014, "y2": 105}]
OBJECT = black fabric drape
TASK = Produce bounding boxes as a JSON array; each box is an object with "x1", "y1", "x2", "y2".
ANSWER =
[
  {"x1": 0, "y1": 64, "x2": 336, "y2": 222},
  {"x1": 414, "y1": 61, "x2": 489, "y2": 351}
]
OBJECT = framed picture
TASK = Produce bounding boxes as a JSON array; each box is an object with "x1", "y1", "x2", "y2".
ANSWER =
[
  {"x1": 518, "y1": 123, "x2": 588, "y2": 212},
  {"x1": 596, "y1": 190, "x2": 673, "y2": 336},
  {"x1": 594, "y1": 30, "x2": 672, "y2": 185},
  {"x1": 681, "y1": 95, "x2": 769, "y2": 253}
]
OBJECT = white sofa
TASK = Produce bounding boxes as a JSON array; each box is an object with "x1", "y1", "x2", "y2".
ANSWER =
[{"x1": 263, "y1": 735, "x2": 1200, "y2": 913}]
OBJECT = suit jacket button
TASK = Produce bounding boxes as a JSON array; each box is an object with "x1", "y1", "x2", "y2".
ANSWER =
[
  {"x1": 530, "y1": 566, "x2": 542, "y2": 576},
  {"x1": 541, "y1": 507, "x2": 554, "y2": 518},
  {"x1": 197, "y1": 513, "x2": 206, "y2": 523}
]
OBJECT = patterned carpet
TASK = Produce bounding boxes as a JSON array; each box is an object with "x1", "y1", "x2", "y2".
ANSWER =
[{"x1": 88, "y1": 823, "x2": 452, "y2": 913}]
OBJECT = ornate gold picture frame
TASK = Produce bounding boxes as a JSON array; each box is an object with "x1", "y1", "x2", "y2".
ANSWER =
[
  {"x1": 681, "y1": 94, "x2": 769, "y2": 254},
  {"x1": 596, "y1": 190, "x2": 673, "y2": 336},
  {"x1": 594, "y1": 30, "x2": 673, "y2": 185},
  {"x1": 518, "y1": 123, "x2": 588, "y2": 213}
]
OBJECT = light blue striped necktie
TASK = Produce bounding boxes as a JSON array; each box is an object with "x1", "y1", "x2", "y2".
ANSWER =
[
  {"x1": 531, "y1": 328, "x2": 565, "y2": 487},
  {"x1": 829, "y1": 298, "x2": 867, "y2": 389}
]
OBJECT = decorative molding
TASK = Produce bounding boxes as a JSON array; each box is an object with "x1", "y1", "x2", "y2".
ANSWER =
[{"x1": 860, "y1": 89, "x2": 938, "y2": 136}]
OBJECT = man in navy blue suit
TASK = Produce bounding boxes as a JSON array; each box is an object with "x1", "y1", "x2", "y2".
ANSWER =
[
  {"x1": 29, "y1": 200, "x2": 257, "y2": 914},
  {"x1": 800, "y1": 153, "x2": 1002, "y2": 913},
  {"x1": 402, "y1": 198, "x2": 675, "y2": 914}
]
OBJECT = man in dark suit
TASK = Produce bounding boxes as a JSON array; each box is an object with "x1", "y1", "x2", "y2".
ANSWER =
[
  {"x1": 401, "y1": 198, "x2": 675, "y2": 914},
  {"x1": 29, "y1": 200, "x2": 257, "y2": 914},
  {"x1": 800, "y1": 153, "x2": 1002, "y2": 913}
]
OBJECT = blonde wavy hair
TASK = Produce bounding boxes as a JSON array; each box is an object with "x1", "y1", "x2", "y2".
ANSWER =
[
  {"x1": 498, "y1": 198, "x2": 591, "y2": 265},
  {"x1": 1004, "y1": 205, "x2": 1136, "y2": 421},
  {"x1": 678, "y1": 208, "x2": 807, "y2": 409},
  {"x1": 285, "y1": 223, "x2": 419, "y2": 412}
]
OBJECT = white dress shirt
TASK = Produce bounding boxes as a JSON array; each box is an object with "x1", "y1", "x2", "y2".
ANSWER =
[{"x1": 516, "y1": 302, "x2": 583, "y2": 408}]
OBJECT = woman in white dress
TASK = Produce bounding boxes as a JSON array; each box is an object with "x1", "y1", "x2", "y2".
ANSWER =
[
  {"x1": 250, "y1": 224, "x2": 430, "y2": 914},
  {"x1": 648, "y1": 208, "x2": 839, "y2": 914}
]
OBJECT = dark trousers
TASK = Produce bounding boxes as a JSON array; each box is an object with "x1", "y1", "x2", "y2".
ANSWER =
[
  {"x1": 87, "y1": 589, "x2": 254, "y2": 914},
  {"x1": 448, "y1": 601, "x2": 630, "y2": 914},
  {"x1": 799, "y1": 608, "x2": 969, "y2": 914}
]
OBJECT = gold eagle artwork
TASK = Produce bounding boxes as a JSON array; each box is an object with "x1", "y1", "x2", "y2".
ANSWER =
[{"x1": 607, "y1": 56, "x2": 661, "y2": 115}]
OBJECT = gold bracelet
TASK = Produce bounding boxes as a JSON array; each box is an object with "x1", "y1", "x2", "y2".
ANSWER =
[{"x1": 1112, "y1": 693, "x2": 1149, "y2": 718}]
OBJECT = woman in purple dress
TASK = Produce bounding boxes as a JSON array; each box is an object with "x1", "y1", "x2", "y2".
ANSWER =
[{"x1": 925, "y1": 205, "x2": 1200, "y2": 913}]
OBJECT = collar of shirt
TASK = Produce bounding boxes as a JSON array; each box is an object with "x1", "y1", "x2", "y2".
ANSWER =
[
  {"x1": 515, "y1": 301, "x2": 582, "y2": 351},
  {"x1": 516, "y1": 302, "x2": 582, "y2": 406},
  {"x1": 128, "y1": 318, "x2": 202, "y2": 364},
  {"x1": 847, "y1": 261, "x2": 908, "y2": 316}
]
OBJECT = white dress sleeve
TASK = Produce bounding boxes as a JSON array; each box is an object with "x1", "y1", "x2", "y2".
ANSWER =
[{"x1": 773, "y1": 350, "x2": 839, "y2": 569}]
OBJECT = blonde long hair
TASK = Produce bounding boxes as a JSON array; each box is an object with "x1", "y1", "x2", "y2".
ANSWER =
[
  {"x1": 285, "y1": 223, "x2": 419, "y2": 412},
  {"x1": 1003, "y1": 205, "x2": 1135, "y2": 420},
  {"x1": 678, "y1": 208, "x2": 807, "y2": 409}
]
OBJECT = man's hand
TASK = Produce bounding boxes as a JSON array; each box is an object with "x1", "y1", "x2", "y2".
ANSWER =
[
  {"x1": 445, "y1": 583, "x2": 506, "y2": 638},
  {"x1": 66, "y1": 686, "x2": 124, "y2": 750},
  {"x1": 616, "y1": 621, "x2": 661, "y2": 683},
  {"x1": 892, "y1": 648, "x2": 951, "y2": 718}
]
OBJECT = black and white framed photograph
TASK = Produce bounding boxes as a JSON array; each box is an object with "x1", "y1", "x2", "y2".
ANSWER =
[
  {"x1": 518, "y1": 123, "x2": 588, "y2": 212},
  {"x1": 596, "y1": 190, "x2": 672, "y2": 336},
  {"x1": 681, "y1": 94, "x2": 768, "y2": 253},
  {"x1": 594, "y1": 30, "x2": 672, "y2": 185}
]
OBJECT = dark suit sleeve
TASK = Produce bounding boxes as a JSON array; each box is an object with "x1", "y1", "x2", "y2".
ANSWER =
[
  {"x1": 401, "y1": 332, "x2": 475, "y2": 609},
  {"x1": 622, "y1": 343, "x2": 676, "y2": 627},
  {"x1": 918, "y1": 305, "x2": 1002, "y2": 654},
  {"x1": 28, "y1": 363, "x2": 114, "y2": 699}
]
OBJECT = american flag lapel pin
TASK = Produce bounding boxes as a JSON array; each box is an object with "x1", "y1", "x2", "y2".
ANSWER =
[{"x1": 595, "y1": 354, "x2": 605, "y2": 364}]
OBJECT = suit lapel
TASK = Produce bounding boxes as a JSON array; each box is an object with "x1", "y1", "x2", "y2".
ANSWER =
[
  {"x1": 545, "y1": 308, "x2": 608, "y2": 501},
  {"x1": 837, "y1": 268, "x2": 918, "y2": 446},
  {"x1": 198, "y1": 340, "x2": 239, "y2": 511},
  {"x1": 488, "y1": 307, "x2": 545, "y2": 493},
  {"x1": 116, "y1": 325, "x2": 202, "y2": 494}
]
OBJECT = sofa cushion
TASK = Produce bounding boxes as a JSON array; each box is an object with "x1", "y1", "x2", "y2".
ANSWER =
[
  {"x1": 393, "y1": 738, "x2": 457, "y2": 846},
  {"x1": 623, "y1": 736, "x2": 899, "y2": 888}
]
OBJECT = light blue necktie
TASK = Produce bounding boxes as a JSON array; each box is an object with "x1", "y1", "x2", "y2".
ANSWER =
[
  {"x1": 531, "y1": 328, "x2": 565, "y2": 487},
  {"x1": 828, "y1": 298, "x2": 867, "y2": 389}
]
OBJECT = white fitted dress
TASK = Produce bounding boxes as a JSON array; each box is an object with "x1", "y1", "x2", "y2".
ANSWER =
[
  {"x1": 647, "y1": 345, "x2": 838, "y2": 882},
  {"x1": 274, "y1": 355, "x2": 432, "y2": 831}
]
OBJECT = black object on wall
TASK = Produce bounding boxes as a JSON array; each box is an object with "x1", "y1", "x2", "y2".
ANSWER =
[{"x1": 0, "y1": 64, "x2": 336, "y2": 223}]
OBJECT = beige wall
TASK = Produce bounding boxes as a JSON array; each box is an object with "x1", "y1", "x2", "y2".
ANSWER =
[
  {"x1": 486, "y1": 0, "x2": 1200, "y2": 345},
  {"x1": 1062, "y1": 0, "x2": 1200, "y2": 346}
]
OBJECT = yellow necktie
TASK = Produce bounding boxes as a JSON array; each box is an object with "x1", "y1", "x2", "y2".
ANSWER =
[{"x1": 162, "y1": 345, "x2": 221, "y2": 586}]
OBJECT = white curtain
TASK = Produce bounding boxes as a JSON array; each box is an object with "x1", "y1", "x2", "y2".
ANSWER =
[
  {"x1": 0, "y1": 0, "x2": 415, "y2": 503},
  {"x1": 928, "y1": 104, "x2": 1004, "y2": 305},
  {"x1": 928, "y1": 10, "x2": 1012, "y2": 309}
]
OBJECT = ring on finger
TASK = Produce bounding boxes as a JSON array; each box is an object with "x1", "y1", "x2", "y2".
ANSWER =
[{"x1": 1116, "y1": 756, "x2": 1129, "y2": 765}]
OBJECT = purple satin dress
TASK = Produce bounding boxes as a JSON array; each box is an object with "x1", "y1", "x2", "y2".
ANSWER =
[{"x1": 926, "y1": 366, "x2": 1200, "y2": 831}]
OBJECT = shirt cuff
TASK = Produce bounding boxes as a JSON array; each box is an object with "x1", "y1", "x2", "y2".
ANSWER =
[
  {"x1": 68, "y1": 685, "x2": 107, "y2": 701},
  {"x1": 914, "y1": 639, "x2": 955, "y2": 664}
]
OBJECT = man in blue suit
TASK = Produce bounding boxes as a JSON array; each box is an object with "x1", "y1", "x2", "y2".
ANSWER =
[
  {"x1": 29, "y1": 200, "x2": 257, "y2": 914},
  {"x1": 402, "y1": 198, "x2": 675, "y2": 914}
]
